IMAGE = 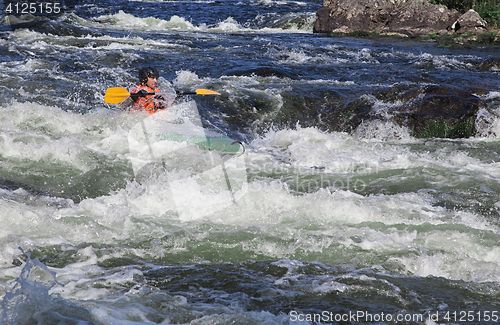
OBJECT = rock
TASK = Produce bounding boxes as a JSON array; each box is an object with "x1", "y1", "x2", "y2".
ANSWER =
[
  {"x1": 223, "y1": 66, "x2": 297, "y2": 79},
  {"x1": 391, "y1": 85, "x2": 484, "y2": 138},
  {"x1": 314, "y1": 0, "x2": 461, "y2": 37},
  {"x1": 222, "y1": 82, "x2": 484, "y2": 139},
  {"x1": 313, "y1": 0, "x2": 394, "y2": 34},
  {"x1": 479, "y1": 58, "x2": 500, "y2": 71},
  {"x1": 381, "y1": 0, "x2": 460, "y2": 37},
  {"x1": 318, "y1": 85, "x2": 484, "y2": 138},
  {"x1": 452, "y1": 9, "x2": 488, "y2": 34}
]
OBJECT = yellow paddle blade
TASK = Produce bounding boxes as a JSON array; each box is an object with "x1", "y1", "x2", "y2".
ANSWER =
[
  {"x1": 195, "y1": 89, "x2": 221, "y2": 95},
  {"x1": 104, "y1": 87, "x2": 220, "y2": 104},
  {"x1": 104, "y1": 87, "x2": 131, "y2": 104}
]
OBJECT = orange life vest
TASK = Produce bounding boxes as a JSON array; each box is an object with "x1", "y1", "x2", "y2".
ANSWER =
[{"x1": 131, "y1": 84, "x2": 165, "y2": 114}]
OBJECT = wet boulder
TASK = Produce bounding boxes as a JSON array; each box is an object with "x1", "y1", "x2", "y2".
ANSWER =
[
  {"x1": 313, "y1": 0, "x2": 393, "y2": 34},
  {"x1": 313, "y1": 0, "x2": 461, "y2": 37},
  {"x1": 398, "y1": 85, "x2": 484, "y2": 138},
  {"x1": 319, "y1": 85, "x2": 485, "y2": 139},
  {"x1": 216, "y1": 83, "x2": 484, "y2": 139},
  {"x1": 479, "y1": 58, "x2": 500, "y2": 71}
]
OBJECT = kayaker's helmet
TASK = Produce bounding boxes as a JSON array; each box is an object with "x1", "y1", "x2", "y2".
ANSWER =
[{"x1": 139, "y1": 67, "x2": 160, "y2": 85}]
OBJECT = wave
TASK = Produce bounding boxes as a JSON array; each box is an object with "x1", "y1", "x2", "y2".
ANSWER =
[
  {"x1": 254, "y1": 12, "x2": 316, "y2": 32},
  {"x1": 2, "y1": 138, "x2": 500, "y2": 282},
  {"x1": 1, "y1": 98, "x2": 500, "y2": 325},
  {"x1": 92, "y1": 11, "x2": 197, "y2": 30},
  {"x1": 84, "y1": 10, "x2": 315, "y2": 33},
  {"x1": 3, "y1": 249, "x2": 500, "y2": 324}
]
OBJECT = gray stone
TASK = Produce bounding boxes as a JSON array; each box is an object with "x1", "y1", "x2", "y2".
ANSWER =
[
  {"x1": 452, "y1": 9, "x2": 488, "y2": 34},
  {"x1": 314, "y1": 0, "x2": 461, "y2": 37}
]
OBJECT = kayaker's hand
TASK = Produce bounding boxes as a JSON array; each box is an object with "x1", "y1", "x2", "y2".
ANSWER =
[
  {"x1": 131, "y1": 89, "x2": 149, "y2": 102},
  {"x1": 137, "y1": 90, "x2": 149, "y2": 97},
  {"x1": 153, "y1": 95, "x2": 166, "y2": 110}
]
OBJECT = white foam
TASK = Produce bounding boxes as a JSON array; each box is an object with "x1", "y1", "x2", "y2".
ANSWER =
[
  {"x1": 413, "y1": 52, "x2": 474, "y2": 70},
  {"x1": 93, "y1": 11, "x2": 197, "y2": 31},
  {"x1": 257, "y1": 0, "x2": 308, "y2": 6},
  {"x1": 1, "y1": 100, "x2": 500, "y2": 294},
  {"x1": 173, "y1": 70, "x2": 210, "y2": 88},
  {"x1": 485, "y1": 91, "x2": 500, "y2": 99},
  {"x1": 87, "y1": 10, "x2": 314, "y2": 34},
  {"x1": 249, "y1": 126, "x2": 413, "y2": 174},
  {"x1": 355, "y1": 120, "x2": 412, "y2": 141},
  {"x1": 0, "y1": 101, "x2": 129, "y2": 171},
  {"x1": 210, "y1": 17, "x2": 247, "y2": 32}
]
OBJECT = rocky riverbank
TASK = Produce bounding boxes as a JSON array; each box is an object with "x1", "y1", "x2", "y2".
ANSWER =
[{"x1": 313, "y1": 0, "x2": 499, "y2": 45}]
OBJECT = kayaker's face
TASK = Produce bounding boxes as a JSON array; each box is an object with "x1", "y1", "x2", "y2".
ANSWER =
[{"x1": 146, "y1": 76, "x2": 157, "y2": 89}]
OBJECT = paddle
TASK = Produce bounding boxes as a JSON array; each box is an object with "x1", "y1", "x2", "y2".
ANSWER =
[{"x1": 104, "y1": 87, "x2": 221, "y2": 104}]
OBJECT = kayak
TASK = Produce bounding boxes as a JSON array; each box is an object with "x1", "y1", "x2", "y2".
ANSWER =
[
  {"x1": 154, "y1": 132, "x2": 245, "y2": 155},
  {"x1": 127, "y1": 101, "x2": 246, "y2": 176},
  {"x1": 126, "y1": 100, "x2": 248, "y2": 220}
]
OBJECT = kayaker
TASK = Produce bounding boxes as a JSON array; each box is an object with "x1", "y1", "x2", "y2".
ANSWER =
[{"x1": 121, "y1": 67, "x2": 172, "y2": 114}]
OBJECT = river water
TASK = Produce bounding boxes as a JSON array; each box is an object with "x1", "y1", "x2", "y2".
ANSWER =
[{"x1": 1, "y1": 0, "x2": 500, "y2": 324}]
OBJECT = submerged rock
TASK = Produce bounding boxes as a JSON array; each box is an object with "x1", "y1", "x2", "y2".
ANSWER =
[
  {"x1": 281, "y1": 85, "x2": 485, "y2": 139},
  {"x1": 223, "y1": 66, "x2": 297, "y2": 79},
  {"x1": 216, "y1": 82, "x2": 485, "y2": 139},
  {"x1": 394, "y1": 86, "x2": 484, "y2": 138}
]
